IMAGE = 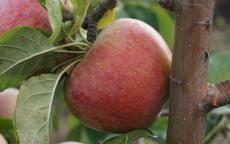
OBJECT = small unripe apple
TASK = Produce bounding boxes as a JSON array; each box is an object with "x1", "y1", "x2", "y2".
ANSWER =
[
  {"x1": 66, "y1": 18, "x2": 172, "y2": 132},
  {"x1": 0, "y1": 0, "x2": 51, "y2": 33},
  {"x1": 0, "y1": 134, "x2": 7, "y2": 144},
  {"x1": 0, "y1": 88, "x2": 19, "y2": 118}
]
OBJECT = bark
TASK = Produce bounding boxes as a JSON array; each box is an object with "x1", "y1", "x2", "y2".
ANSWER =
[
  {"x1": 202, "y1": 80, "x2": 230, "y2": 112},
  {"x1": 160, "y1": 0, "x2": 216, "y2": 144}
]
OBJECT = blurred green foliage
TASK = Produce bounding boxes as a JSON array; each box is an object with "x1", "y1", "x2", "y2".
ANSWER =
[
  {"x1": 117, "y1": 1, "x2": 174, "y2": 48},
  {"x1": 0, "y1": 118, "x2": 15, "y2": 144},
  {"x1": 208, "y1": 51, "x2": 230, "y2": 83}
]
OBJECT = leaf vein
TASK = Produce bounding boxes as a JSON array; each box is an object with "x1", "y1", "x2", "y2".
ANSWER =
[
  {"x1": 0, "y1": 44, "x2": 31, "y2": 55},
  {"x1": 0, "y1": 57, "x2": 16, "y2": 63},
  {"x1": 34, "y1": 105, "x2": 50, "y2": 111},
  {"x1": 22, "y1": 91, "x2": 53, "y2": 106},
  {"x1": 32, "y1": 121, "x2": 48, "y2": 144}
]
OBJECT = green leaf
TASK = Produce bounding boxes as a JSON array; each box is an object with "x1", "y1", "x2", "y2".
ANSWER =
[
  {"x1": 149, "y1": 5, "x2": 174, "y2": 48},
  {"x1": 208, "y1": 51, "x2": 230, "y2": 83},
  {"x1": 120, "y1": 2, "x2": 174, "y2": 48},
  {"x1": 211, "y1": 106, "x2": 230, "y2": 115},
  {"x1": 205, "y1": 115, "x2": 227, "y2": 144},
  {"x1": 103, "y1": 129, "x2": 153, "y2": 144},
  {"x1": 66, "y1": 124, "x2": 109, "y2": 144},
  {"x1": 14, "y1": 60, "x2": 80, "y2": 144},
  {"x1": 15, "y1": 74, "x2": 59, "y2": 144},
  {"x1": 0, "y1": 118, "x2": 14, "y2": 135},
  {"x1": 149, "y1": 116, "x2": 168, "y2": 144},
  {"x1": 46, "y1": 0, "x2": 63, "y2": 43},
  {"x1": 0, "y1": 27, "x2": 80, "y2": 91},
  {"x1": 0, "y1": 118, "x2": 15, "y2": 144},
  {"x1": 39, "y1": 0, "x2": 46, "y2": 7},
  {"x1": 69, "y1": 0, "x2": 90, "y2": 35},
  {"x1": 63, "y1": 21, "x2": 74, "y2": 36},
  {"x1": 0, "y1": 27, "x2": 55, "y2": 91},
  {"x1": 123, "y1": 3, "x2": 159, "y2": 31},
  {"x1": 51, "y1": 77, "x2": 66, "y2": 131},
  {"x1": 97, "y1": 8, "x2": 116, "y2": 30}
]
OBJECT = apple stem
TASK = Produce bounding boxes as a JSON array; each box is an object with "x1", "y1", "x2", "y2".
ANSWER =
[{"x1": 51, "y1": 55, "x2": 84, "y2": 73}]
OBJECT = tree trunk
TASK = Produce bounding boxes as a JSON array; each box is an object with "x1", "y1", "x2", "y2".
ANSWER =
[{"x1": 166, "y1": 0, "x2": 215, "y2": 144}]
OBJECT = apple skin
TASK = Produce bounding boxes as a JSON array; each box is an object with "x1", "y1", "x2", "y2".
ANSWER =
[
  {"x1": 66, "y1": 18, "x2": 172, "y2": 132},
  {"x1": 0, "y1": 0, "x2": 51, "y2": 34},
  {"x1": 0, "y1": 88, "x2": 19, "y2": 118},
  {"x1": 0, "y1": 134, "x2": 7, "y2": 144}
]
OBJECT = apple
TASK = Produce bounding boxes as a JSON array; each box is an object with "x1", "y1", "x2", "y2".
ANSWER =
[
  {"x1": 0, "y1": 0, "x2": 51, "y2": 34},
  {"x1": 0, "y1": 134, "x2": 7, "y2": 144},
  {"x1": 65, "y1": 18, "x2": 172, "y2": 132},
  {"x1": 0, "y1": 88, "x2": 19, "y2": 118}
]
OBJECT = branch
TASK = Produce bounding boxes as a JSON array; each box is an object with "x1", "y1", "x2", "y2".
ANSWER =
[
  {"x1": 201, "y1": 80, "x2": 230, "y2": 112},
  {"x1": 165, "y1": 0, "x2": 215, "y2": 144}
]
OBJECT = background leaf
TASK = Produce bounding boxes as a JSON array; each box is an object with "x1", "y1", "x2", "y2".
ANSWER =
[
  {"x1": 149, "y1": 117, "x2": 168, "y2": 144},
  {"x1": 117, "y1": 1, "x2": 174, "y2": 48},
  {"x1": 66, "y1": 124, "x2": 111, "y2": 144},
  {"x1": 0, "y1": 118, "x2": 16, "y2": 144},
  {"x1": 39, "y1": 0, "x2": 46, "y2": 7},
  {"x1": 51, "y1": 77, "x2": 67, "y2": 131},
  {"x1": 103, "y1": 129, "x2": 153, "y2": 144},
  {"x1": 208, "y1": 51, "x2": 230, "y2": 83},
  {"x1": 149, "y1": 5, "x2": 174, "y2": 48}
]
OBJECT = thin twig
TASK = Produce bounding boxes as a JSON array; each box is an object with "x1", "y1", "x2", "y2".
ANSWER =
[{"x1": 51, "y1": 55, "x2": 84, "y2": 73}]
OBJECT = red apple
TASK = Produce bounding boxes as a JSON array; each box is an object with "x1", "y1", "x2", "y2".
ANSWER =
[
  {"x1": 0, "y1": 88, "x2": 19, "y2": 118},
  {"x1": 0, "y1": 134, "x2": 7, "y2": 144},
  {"x1": 66, "y1": 18, "x2": 172, "y2": 132},
  {"x1": 0, "y1": 0, "x2": 51, "y2": 34}
]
